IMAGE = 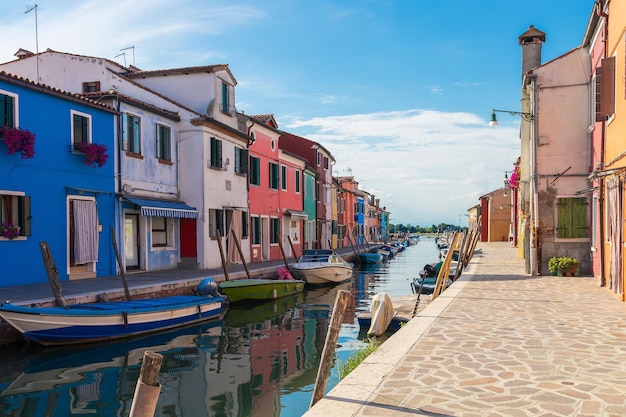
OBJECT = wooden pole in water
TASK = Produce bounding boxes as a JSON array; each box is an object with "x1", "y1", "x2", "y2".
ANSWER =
[
  {"x1": 216, "y1": 230, "x2": 230, "y2": 281},
  {"x1": 287, "y1": 235, "x2": 299, "y2": 261},
  {"x1": 129, "y1": 350, "x2": 163, "y2": 417},
  {"x1": 277, "y1": 238, "x2": 291, "y2": 270},
  {"x1": 346, "y1": 234, "x2": 360, "y2": 263},
  {"x1": 310, "y1": 289, "x2": 351, "y2": 409},
  {"x1": 111, "y1": 228, "x2": 132, "y2": 300},
  {"x1": 230, "y1": 229, "x2": 251, "y2": 279},
  {"x1": 39, "y1": 242, "x2": 68, "y2": 308}
]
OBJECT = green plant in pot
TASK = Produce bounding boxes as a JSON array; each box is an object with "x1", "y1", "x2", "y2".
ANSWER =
[{"x1": 548, "y1": 257, "x2": 579, "y2": 277}]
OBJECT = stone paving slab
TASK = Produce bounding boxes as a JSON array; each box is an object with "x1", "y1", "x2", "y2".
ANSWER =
[{"x1": 305, "y1": 242, "x2": 626, "y2": 417}]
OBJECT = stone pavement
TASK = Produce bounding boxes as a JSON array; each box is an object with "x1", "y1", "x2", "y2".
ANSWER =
[{"x1": 304, "y1": 242, "x2": 626, "y2": 417}]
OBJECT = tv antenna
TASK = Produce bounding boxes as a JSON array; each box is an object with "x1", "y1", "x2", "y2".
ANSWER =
[
  {"x1": 120, "y1": 46, "x2": 135, "y2": 67},
  {"x1": 25, "y1": 4, "x2": 39, "y2": 82},
  {"x1": 114, "y1": 52, "x2": 126, "y2": 67}
]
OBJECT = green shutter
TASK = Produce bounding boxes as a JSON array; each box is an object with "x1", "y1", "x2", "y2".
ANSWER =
[
  {"x1": 572, "y1": 198, "x2": 588, "y2": 238},
  {"x1": 1, "y1": 94, "x2": 15, "y2": 127}
]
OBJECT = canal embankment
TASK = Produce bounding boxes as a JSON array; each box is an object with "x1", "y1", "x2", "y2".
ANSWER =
[{"x1": 304, "y1": 242, "x2": 626, "y2": 417}]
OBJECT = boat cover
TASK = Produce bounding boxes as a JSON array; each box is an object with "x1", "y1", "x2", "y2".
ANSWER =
[{"x1": 367, "y1": 292, "x2": 394, "y2": 337}]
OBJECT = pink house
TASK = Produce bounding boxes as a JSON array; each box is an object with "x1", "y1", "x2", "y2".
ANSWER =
[
  {"x1": 278, "y1": 149, "x2": 308, "y2": 259},
  {"x1": 246, "y1": 114, "x2": 283, "y2": 263}
]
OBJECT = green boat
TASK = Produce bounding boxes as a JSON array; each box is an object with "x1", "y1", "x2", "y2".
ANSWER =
[{"x1": 219, "y1": 278, "x2": 305, "y2": 303}]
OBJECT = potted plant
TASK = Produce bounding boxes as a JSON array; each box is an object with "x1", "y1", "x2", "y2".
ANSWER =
[
  {"x1": 74, "y1": 142, "x2": 108, "y2": 168},
  {"x1": 1, "y1": 223, "x2": 21, "y2": 240},
  {"x1": 0, "y1": 126, "x2": 36, "y2": 159},
  {"x1": 548, "y1": 256, "x2": 579, "y2": 277}
]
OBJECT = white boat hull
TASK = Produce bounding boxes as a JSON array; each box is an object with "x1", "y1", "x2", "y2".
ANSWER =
[{"x1": 291, "y1": 264, "x2": 353, "y2": 285}]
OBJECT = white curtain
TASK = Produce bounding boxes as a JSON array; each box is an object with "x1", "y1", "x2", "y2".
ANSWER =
[
  {"x1": 74, "y1": 199, "x2": 99, "y2": 264},
  {"x1": 227, "y1": 210, "x2": 242, "y2": 264},
  {"x1": 606, "y1": 176, "x2": 622, "y2": 294}
]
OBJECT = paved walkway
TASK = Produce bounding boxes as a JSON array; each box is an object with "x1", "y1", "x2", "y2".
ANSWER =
[{"x1": 305, "y1": 242, "x2": 626, "y2": 417}]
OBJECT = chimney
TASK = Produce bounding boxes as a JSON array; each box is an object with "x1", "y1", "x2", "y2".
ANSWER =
[{"x1": 518, "y1": 25, "x2": 546, "y2": 78}]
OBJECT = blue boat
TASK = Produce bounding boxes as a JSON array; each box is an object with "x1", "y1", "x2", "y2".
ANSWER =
[
  {"x1": 0, "y1": 278, "x2": 225, "y2": 346},
  {"x1": 359, "y1": 250, "x2": 383, "y2": 264}
]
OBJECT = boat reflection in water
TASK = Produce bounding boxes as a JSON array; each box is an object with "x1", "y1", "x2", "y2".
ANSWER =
[
  {"x1": 0, "y1": 288, "x2": 350, "y2": 417},
  {"x1": 0, "y1": 244, "x2": 428, "y2": 416}
]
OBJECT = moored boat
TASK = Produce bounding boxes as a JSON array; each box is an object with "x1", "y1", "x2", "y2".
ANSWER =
[
  {"x1": 290, "y1": 249, "x2": 354, "y2": 285},
  {"x1": 218, "y1": 278, "x2": 305, "y2": 303},
  {"x1": 359, "y1": 250, "x2": 384, "y2": 264},
  {"x1": 0, "y1": 278, "x2": 225, "y2": 346}
]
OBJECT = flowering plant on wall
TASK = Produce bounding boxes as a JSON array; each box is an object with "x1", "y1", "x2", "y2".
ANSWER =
[
  {"x1": 509, "y1": 165, "x2": 520, "y2": 190},
  {"x1": 0, "y1": 126, "x2": 36, "y2": 159},
  {"x1": 75, "y1": 142, "x2": 108, "y2": 168},
  {"x1": 1, "y1": 223, "x2": 21, "y2": 240}
]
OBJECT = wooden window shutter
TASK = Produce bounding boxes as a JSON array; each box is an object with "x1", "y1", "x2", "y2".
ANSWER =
[
  {"x1": 556, "y1": 198, "x2": 571, "y2": 238},
  {"x1": 572, "y1": 198, "x2": 588, "y2": 238},
  {"x1": 20, "y1": 196, "x2": 31, "y2": 237},
  {"x1": 600, "y1": 56, "x2": 615, "y2": 118}
]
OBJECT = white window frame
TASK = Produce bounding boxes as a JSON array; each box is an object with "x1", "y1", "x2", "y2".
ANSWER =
[
  {"x1": 0, "y1": 89, "x2": 19, "y2": 128},
  {"x1": 71, "y1": 110, "x2": 92, "y2": 146}
]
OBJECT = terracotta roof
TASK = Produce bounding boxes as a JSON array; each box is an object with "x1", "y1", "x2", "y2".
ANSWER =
[
  {"x1": 0, "y1": 71, "x2": 117, "y2": 113},
  {"x1": 80, "y1": 91, "x2": 180, "y2": 121},
  {"x1": 122, "y1": 64, "x2": 237, "y2": 85},
  {"x1": 249, "y1": 114, "x2": 278, "y2": 128}
]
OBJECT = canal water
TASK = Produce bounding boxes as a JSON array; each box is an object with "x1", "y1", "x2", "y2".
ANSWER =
[{"x1": 0, "y1": 237, "x2": 440, "y2": 417}]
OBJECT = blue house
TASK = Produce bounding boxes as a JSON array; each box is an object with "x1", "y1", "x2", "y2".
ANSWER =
[{"x1": 0, "y1": 72, "x2": 117, "y2": 286}]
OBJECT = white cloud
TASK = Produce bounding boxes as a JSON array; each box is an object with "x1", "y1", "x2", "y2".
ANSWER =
[{"x1": 285, "y1": 109, "x2": 519, "y2": 225}]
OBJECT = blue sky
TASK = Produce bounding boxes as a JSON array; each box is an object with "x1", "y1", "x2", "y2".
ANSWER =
[{"x1": 0, "y1": 0, "x2": 594, "y2": 226}]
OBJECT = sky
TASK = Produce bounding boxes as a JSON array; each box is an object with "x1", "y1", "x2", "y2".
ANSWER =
[{"x1": 0, "y1": 0, "x2": 596, "y2": 226}]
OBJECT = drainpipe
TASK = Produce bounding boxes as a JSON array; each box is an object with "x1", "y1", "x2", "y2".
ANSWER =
[{"x1": 528, "y1": 73, "x2": 539, "y2": 275}]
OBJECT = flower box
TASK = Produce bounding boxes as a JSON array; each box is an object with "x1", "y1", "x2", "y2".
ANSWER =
[
  {"x1": 1, "y1": 223, "x2": 21, "y2": 240},
  {"x1": 0, "y1": 126, "x2": 36, "y2": 159},
  {"x1": 74, "y1": 142, "x2": 108, "y2": 168}
]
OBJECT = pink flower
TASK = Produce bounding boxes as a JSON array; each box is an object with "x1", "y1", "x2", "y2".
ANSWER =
[
  {"x1": 0, "y1": 126, "x2": 36, "y2": 159},
  {"x1": 75, "y1": 142, "x2": 108, "y2": 168},
  {"x1": 509, "y1": 166, "x2": 520, "y2": 190}
]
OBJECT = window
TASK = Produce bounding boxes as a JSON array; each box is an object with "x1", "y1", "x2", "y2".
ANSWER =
[
  {"x1": 251, "y1": 216, "x2": 261, "y2": 244},
  {"x1": 72, "y1": 111, "x2": 91, "y2": 145},
  {"x1": 156, "y1": 124, "x2": 171, "y2": 161},
  {"x1": 241, "y1": 211, "x2": 249, "y2": 239},
  {"x1": 249, "y1": 156, "x2": 261, "y2": 185},
  {"x1": 557, "y1": 197, "x2": 588, "y2": 238},
  {"x1": 323, "y1": 156, "x2": 329, "y2": 170},
  {"x1": 210, "y1": 137, "x2": 222, "y2": 169},
  {"x1": 234, "y1": 147, "x2": 248, "y2": 175},
  {"x1": 269, "y1": 162, "x2": 279, "y2": 190},
  {"x1": 151, "y1": 216, "x2": 172, "y2": 247},
  {"x1": 0, "y1": 91, "x2": 17, "y2": 128},
  {"x1": 270, "y1": 218, "x2": 280, "y2": 244},
  {"x1": 295, "y1": 170, "x2": 301, "y2": 193},
  {"x1": 123, "y1": 113, "x2": 141, "y2": 153},
  {"x1": 82, "y1": 81, "x2": 101, "y2": 93},
  {"x1": 221, "y1": 82, "x2": 229, "y2": 114},
  {"x1": 209, "y1": 208, "x2": 224, "y2": 239},
  {"x1": 281, "y1": 165, "x2": 287, "y2": 190},
  {"x1": 316, "y1": 151, "x2": 321, "y2": 166},
  {"x1": 0, "y1": 191, "x2": 30, "y2": 239}
]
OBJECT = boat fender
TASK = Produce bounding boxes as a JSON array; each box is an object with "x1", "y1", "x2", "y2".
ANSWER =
[
  {"x1": 331, "y1": 255, "x2": 338, "y2": 263},
  {"x1": 197, "y1": 278, "x2": 219, "y2": 297}
]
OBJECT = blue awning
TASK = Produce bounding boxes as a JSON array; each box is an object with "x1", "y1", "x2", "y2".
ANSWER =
[{"x1": 124, "y1": 197, "x2": 198, "y2": 219}]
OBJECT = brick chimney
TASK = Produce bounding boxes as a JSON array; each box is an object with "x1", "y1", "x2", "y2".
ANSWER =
[{"x1": 518, "y1": 25, "x2": 546, "y2": 78}]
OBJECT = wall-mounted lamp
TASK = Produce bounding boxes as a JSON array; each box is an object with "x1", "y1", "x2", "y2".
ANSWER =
[
  {"x1": 500, "y1": 204, "x2": 513, "y2": 210},
  {"x1": 489, "y1": 109, "x2": 534, "y2": 126}
]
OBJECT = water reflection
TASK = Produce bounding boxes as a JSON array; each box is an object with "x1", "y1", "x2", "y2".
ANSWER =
[{"x1": 0, "y1": 241, "x2": 436, "y2": 416}]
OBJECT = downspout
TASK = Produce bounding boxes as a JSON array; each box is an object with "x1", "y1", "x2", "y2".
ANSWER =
[
  {"x1": 596, "y1": 0, "x2": 608, "y2": 287},
  {"x1": 528, "y1": 73, "x2": 539, "y2": 275}
]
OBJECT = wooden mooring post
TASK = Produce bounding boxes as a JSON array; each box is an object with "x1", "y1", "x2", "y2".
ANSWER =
[
  {"x1": 216, "y1": 230, "x2": 230, "y2": 281},
  {"x1": 111, "y1": 228, "x2": 132, "y2": 300},
  {"x1": 129, "y1": 350, "x2": 163, "y2": 417},
  {"x1": 309, "y1": 289, "x2": 351, "y2": 409},
  {"x1": 39, "y1": 242, "x2": 68, "y2": 308}
]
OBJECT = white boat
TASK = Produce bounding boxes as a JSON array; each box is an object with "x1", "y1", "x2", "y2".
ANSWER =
[{"x1": 290, "y1": 249, "x2": 354, "y2": 285}]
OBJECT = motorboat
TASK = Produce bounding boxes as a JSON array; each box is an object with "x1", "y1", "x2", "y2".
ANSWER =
[{"x1": 290, "y1": 249, "x2": 354, "y2": 285}]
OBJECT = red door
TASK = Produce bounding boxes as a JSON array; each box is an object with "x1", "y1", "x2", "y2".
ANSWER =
[{"x1": 180, "y1": 218, "x2": 197, "y2": 257}]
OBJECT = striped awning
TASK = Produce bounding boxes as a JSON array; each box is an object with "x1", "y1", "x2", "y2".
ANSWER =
[{"x1": 124, "y1": 197, "x2": 198, "y2": 218}]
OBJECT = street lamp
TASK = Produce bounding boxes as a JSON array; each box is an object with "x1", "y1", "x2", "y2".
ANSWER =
[{"x1": 489, "y1": 109, "x2": 534, "y2": 126}]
